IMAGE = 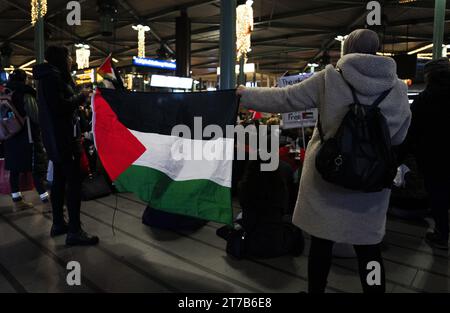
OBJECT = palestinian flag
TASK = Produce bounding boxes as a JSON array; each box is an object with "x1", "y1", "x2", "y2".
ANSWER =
[
  {"x1": 92, "y1": 88, "x2": 238, "y2": 224},
  {"x1": 97, "y1": 54, "x2": 124, "y2": 90}
]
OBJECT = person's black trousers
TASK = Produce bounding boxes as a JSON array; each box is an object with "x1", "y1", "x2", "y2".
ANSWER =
[
  {"x1": 51, "y1": 157, "x2": 82, "y2": 233},
  {"x1": 9, "y1": 170, "x2": 47, "y2": 196},
  {"x1": 425, "y1": 179, "x2": 450, "y2": 241},
  {"x1": 308, "y1": 236, "x2": 386, "y2": 293}
]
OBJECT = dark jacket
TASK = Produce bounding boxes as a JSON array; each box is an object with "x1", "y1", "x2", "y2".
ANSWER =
[
  {"x1": 404, "y1": 83, "x2": 450, "y2": 180},
  {"x1": 33, "y1": 63, "x2": 85, "y2": 163},
  {"x1": 3, "y1": 82, "x2": 36, "y2": 172}
]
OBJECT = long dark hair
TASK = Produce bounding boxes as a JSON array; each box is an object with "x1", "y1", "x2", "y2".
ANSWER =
[{"x1": 45, "y1": 45, "x2": 73, "y2": 84}]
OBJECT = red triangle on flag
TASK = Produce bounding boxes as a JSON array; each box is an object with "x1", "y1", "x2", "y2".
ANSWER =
[
  {"x1": 93, "y1": 89, "x2": 146, "y2": 181},
  {"x1": 97, "y1": 54, "x2": 115, "y2": 77}
]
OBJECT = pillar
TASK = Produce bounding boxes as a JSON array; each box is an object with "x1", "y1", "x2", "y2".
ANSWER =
[
  {"x1": 219, "y1": 0, "x2": 237, "y2": 90},
  {"x1": 176, "y1": 10, "x2": 191, "y2": 77},
  {"x1": 432, "y1": 0, "x2": 447, "y2": 60},
  {"x1": 34, "y1": 0, "x2": 45, "y2": 64}
]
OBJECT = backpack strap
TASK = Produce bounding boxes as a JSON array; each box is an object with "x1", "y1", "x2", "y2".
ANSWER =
[
  {"x1": 372, "y1": 88, "x2": 392, "y2": 107},
  {"x1": 317, "y1": 114, "x2": 325, "y2": 144},
  {"x1": 337, "y1": 68, "x2": 361, "y2": 105}
]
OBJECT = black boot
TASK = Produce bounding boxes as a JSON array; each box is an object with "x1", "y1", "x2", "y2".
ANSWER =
[
  {"x1": 50, "y1": 223, "x2": 69, "y2": 238},
  {"x1": 66, "y1": 229, "x2": 99, "y2": 246}
]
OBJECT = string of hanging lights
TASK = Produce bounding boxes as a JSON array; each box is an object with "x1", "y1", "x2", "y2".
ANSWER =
[
  {"x1": 236, "y1": 0, "x2": 254, "y2": 62},
  {"x1": 75, "y1": 44, "x2": 91, "y2": 70},
  {"x1": 31, "y1": 0, "x2": 47, "y2": 25},
  {"x1": 132, "y1": 24, "x2": 151, "y2": 58}
]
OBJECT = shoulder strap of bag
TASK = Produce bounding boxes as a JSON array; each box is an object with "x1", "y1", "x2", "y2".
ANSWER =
[
  {"x1": 317, "y1": 68, "x2": 356, "y2": 143},
  {"x1": 372, "y1": 88, "x2": 392, "y2": 107},
  {"x1": 337, "y1": 68, "x2": 361, "y2": 105},
  {"x1": 317, "y1": 114, "x2": 325, "y2": 143}
]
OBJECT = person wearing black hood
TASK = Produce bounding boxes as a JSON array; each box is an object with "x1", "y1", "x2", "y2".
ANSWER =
[
  {"x1": 404, "y1": 58, "x2": 450, "y2": 250},
  {"x1": 4, "y1": 69, "x2": 49, "y2": 211},
  {"x1": 33, "y1": 46, "x2": 99, "y2": 246}
]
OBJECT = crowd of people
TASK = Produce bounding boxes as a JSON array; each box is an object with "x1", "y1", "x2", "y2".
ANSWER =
[
  {"x1": 1, "y1": 46, "x2": 98, "y2": 246},
  {"x1": 0, "y1": 28, "x2": 449, "y2": 293}
]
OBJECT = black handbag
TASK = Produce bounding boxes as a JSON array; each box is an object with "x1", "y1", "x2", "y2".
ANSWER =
[{"x1": 81, "y1": 173, "x2": 112, "y2": 201}]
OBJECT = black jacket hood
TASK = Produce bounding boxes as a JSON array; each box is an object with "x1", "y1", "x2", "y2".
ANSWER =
[{"x1": 32, "y1": 63, "x2": 60, "y2": 80}]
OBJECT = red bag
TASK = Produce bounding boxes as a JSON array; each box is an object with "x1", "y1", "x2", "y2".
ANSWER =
[{"x1": 0, "y1": 158, "x2": 34, "y2": 195}]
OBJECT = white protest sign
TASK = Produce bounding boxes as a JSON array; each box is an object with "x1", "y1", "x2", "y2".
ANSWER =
[
  {"x1": 278, "y1": 74, "x2": 317, "y2": 129},
  {"x1": 282, "y1": 110, "x2": 318, "y2": 129}
]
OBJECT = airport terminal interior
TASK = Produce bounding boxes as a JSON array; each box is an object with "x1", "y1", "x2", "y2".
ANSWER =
[{"x1": 0, "y1": 0, "x2": 449, "y2": 293}]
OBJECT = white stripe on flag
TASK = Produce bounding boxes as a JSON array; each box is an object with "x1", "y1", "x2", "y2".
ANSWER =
[{"x1": 130, "y1": 130, "x2": 234, "y2": 188}]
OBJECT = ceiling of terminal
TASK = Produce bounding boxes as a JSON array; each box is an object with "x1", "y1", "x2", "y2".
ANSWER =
[{"x1": 0, "y1": 0, "x2": 449, "y2": 77}]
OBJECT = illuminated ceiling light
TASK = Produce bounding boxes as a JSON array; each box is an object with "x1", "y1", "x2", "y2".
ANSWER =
[
  {"x1": 236, "y1": 0, "x2": 254, "y2": 62},
  {"x1": 132, "y1": 24, "x2": 151, "y2": 58},
  {"x1": 307, "y1": 63, "x2": 319, "y2": 73},
  {"x1": 75, "y1": 44, "x2": 90, "y2": 70},
  {"x1": 376, "y1": 52, "x2": 395, "y2": 56},
  {"x1": 216, "y1": 63, "x2": 255, "y2": 75},
  {"x1": 399, "y1": 0, "x2": 417, "y2": 4},
  {"x1": 31, "y1": 0, "x2": 47, "y2": 25},
  {"x1": 112, "y1": 58, "x2": 119, "y2": 63},
  {"x1": 408, "y1": 43, "x2": 434, "y2": 55},
  {"x1": 19, "y1": 59, "x2": 36, "y2": 69},
  {"x1": 408, "y1": 43, "x2": 449, "y2": 57}
]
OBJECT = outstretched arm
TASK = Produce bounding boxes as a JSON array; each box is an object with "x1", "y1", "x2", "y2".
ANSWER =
[{"x1": 237, "y1": 71, "x2": 324, "y2": 113}]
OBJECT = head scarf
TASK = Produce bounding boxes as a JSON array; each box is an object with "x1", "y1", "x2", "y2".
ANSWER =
[{"x1": 343, "y1": 29, "x2": 380, "y2": 55}]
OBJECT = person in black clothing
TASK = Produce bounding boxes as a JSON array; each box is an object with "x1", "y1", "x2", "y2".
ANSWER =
[
  {"x1": 4, "y1": 69, "x2": 49, "y2": 212},
  {"x1": 404, "y1": 58, "x2": 450, "y2": 250},
  {"x1": 33, "y1": 46, "x2": 99, "y2": 246}
]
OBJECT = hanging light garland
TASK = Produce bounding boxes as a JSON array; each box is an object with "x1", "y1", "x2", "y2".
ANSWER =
[
  {"x1": 132, "y1": 24, "x2": 151, "y2": 58},
  {"x1": 236, "y1": 0, "x2": 254, "y2": 62},
  {"x1": 335, "y1": 35, "x2": 348, "y2": 58},
  {"x1": 75, "y1": 44, "x2": 90, "y2": 70},
  {"x1": 31, "y1": 0, "x2": 47, "y2": 25}
]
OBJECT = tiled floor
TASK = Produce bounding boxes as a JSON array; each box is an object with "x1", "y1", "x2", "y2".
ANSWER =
[{"x1": 0, "y1": 191, "x2": 448, "y2": 293}]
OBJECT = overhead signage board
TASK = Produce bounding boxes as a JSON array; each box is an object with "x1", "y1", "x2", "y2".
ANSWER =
[
  {"x1": 150, "y1": 74, "x2": 193, "y2": 89},
  {"x1": 133, "y1": 57, "x2": 177, "y2": 70}
]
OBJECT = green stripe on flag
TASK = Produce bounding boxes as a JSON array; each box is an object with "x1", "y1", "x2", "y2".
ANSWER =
[{"x1": 114, "y1": 165, "x2": 233, "y2": 225}]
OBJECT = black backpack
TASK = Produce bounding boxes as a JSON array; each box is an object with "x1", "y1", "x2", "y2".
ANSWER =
[{"x1": 315, "y1": 71, "x2": 397, "y2": 193}]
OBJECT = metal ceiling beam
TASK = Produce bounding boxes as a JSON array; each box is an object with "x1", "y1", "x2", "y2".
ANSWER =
[
  {"x1": 0, "y1": 0, "x2": 108, "y2": 56},
  {"x1": 304, "y1": 6, "x2": 371, "y2": 70},
  {"x1": 84, "y1": 0, "x2": 219, "y2": 42},
  {"x1": 190, "y1": 30, "x2": 327, "y2": 55},
  {"x1": 0, "y1": 0, "x2": 107, "y2": 55},
  {"x1": 311, "y1": 0, "x2": 449, "y2": 10},
  {"x1": 113, "y1": 26, "x2": 218, "y2": 57}
]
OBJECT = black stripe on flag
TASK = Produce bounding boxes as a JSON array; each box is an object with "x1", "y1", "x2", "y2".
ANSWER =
[{"x1": 99, "y1": 88, "x2": 238, "y2": 140}]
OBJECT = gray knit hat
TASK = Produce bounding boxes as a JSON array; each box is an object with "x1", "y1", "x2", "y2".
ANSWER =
[{"x1": 343, "y1": 29, "x2": 380, "y2": 55}]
